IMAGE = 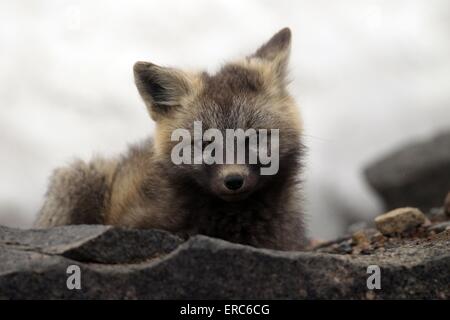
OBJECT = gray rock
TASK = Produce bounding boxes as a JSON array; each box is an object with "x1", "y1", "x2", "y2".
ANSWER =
[
  {"x1": 0, "y1": 225, "x2": 183, "y2": 264},
  {"x1": 0, "y1": 225, "x2": 449, "y2": 299},
  {"x1": 365, "y1": 132, "x2": 450, "y2": 211}
]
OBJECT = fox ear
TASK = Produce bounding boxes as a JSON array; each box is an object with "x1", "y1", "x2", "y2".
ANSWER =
[
  {"x1": 252, "y1": 28, "x2": 291, "y2": 82},
  {"x1": 134, "y1": 61, "x2": 192, "y2": 120}
]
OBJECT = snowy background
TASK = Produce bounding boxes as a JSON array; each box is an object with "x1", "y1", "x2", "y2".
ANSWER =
[{"x1": 1, "y1": 0, "x2": 449, "y2": 239}]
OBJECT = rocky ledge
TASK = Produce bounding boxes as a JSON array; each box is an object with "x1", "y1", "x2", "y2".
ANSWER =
[
  {"x1": 1, "y1": 132, "x2": 449, "y2": 299},
  {"x1": 1, "y1": 204, "x2": 449, "y2": 299}
]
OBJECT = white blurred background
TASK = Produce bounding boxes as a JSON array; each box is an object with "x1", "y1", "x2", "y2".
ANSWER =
[{"x1": 0, "y1": 0, "x2": 449, "y2": 239}]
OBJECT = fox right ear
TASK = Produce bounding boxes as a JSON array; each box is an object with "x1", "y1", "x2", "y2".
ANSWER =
[
  {"x1": 251, "y1": 28, "x2": 292, "y2": 85},
  {"x1": 133, "y1": 61, "x2": 193, "y2": 120}
]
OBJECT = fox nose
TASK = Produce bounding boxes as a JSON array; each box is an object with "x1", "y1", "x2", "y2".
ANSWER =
[{"x1": 224, "y1": 175, "x2": 244, "y2": 191}]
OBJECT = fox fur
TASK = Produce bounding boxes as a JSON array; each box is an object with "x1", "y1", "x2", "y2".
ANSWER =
[{"x1": 34, "y1": 28, "x2": 307, "y2": 251}]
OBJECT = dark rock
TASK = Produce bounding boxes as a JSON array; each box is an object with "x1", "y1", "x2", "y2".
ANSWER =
[
  {"x1": 0, "y1": 225, "x2": 183, "y2": 264},
  {"x1": 364, "y1": 132, "x2": 450, "y2": 211},
  {"x1": 1, "y1": 225, "x2": 449, "y2": 299}
]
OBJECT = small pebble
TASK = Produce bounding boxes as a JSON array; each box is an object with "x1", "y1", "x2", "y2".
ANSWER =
[
  {"x1": 336, "y1": 240, "x2": 353, "y2": 254},
  {"x1": 428, "y1": 221, "x2": 450, "y2": 234},
  {"x1": 352, "y1": 230, "x2": 369, "y2": 246},
  {"x1": 375, "y1": 207, "x2": 426, "y2": 236},
  {"x1": 372, "y1": 232, "x2": 385, "y2": 242}
]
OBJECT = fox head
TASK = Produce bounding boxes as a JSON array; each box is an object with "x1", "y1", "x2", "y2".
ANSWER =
[{"x1": 134, "y1": 28, "x2": 303, "y2": 202}]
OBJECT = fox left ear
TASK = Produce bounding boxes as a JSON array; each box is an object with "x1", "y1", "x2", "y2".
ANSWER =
[
  {"x1": 134, "y1": 61, "x2": 193, "y2": 121},
  {"x1": 252, "y1": 28, "x2": 291, "y2": 82}
]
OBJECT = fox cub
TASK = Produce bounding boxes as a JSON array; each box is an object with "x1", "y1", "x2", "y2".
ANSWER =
[{"x1": 34, "y1": 28, "x2": 307, "y2": 250}]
